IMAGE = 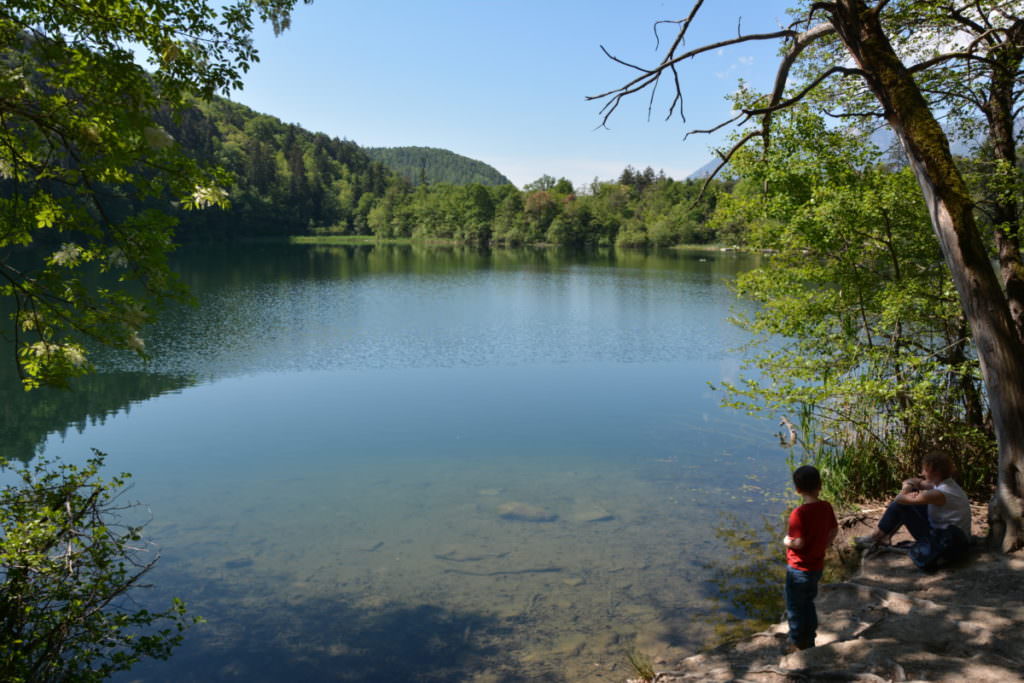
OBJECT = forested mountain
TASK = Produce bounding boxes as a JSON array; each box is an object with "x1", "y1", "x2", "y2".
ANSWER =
[
  {"x1": 365, "y1": 146, "x2": 511, "y2": 186},
  {"x1": 156, "y1": 96, "x2": 728, "y2": 246},
  {"x1": 161, "y1": 97, "x2": 394, "y2": 238}
]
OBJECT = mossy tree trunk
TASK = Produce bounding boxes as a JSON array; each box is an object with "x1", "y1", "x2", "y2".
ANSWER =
[{"x1": 830, "y1": 0, "x2": 1024, "y2": 551}]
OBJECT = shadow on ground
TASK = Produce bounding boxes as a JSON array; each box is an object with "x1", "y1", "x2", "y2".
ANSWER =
[{"x1": 646, "y1": 508, "x2": 1024, "y2": 683}]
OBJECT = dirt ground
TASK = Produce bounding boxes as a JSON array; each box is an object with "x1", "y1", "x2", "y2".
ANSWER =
[{"x1": 630, "y1": 504, "x2": 1024, "y2": 682}]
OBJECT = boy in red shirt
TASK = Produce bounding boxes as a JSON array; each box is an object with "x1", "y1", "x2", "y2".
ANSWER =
[{"x1": 782, "y1": 465, "x2": 838, "y2": 651}]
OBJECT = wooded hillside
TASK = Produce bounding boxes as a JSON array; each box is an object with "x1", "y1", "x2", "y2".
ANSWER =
[
  {"x1": 156, "y1": 98, "x2": 727, "y2": 246},
  {"x1": 364, "y1": 146, "x2": 512, "y2": 186}
]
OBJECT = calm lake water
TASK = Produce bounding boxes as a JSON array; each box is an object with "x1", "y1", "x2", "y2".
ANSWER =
[{"x1": 4, "y1": 243, "x2": 792, "y2": 682}]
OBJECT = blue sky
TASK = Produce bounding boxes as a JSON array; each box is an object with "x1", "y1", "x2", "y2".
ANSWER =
[{"x1": 231, "y1": 1, "x2": 797, "y2": 189}]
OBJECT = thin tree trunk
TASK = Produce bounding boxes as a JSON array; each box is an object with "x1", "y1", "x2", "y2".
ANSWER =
[
  {"x1": 832, "y1": 0, "x2": 1024, "y2": 551},
  {"x1": 982, "y1": 39, "x2": 1024, "y2": 343}
]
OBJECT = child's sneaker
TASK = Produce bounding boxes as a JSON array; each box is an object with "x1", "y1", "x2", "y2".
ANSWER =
[
  {"x1": 851, "y1": 532, "x2": 876, "y2": 548},
  {"x1": 774, "y1": 633, "x2": 799, "y2": 655},
  {"x1": 854, "y1": 534, "x2": 883, "y2": 550}
]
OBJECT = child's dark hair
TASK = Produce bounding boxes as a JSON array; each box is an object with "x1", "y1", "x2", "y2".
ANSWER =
[
  {"x1": 793, "y1": 465, "x2": 822, "y2": 493},
  {"x1": 921, "y1": 450, "x2": 955, "y2": 479}
]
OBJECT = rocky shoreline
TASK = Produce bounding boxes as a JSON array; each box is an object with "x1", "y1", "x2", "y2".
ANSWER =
[{"x1": 630, "y1": 507, "x2": 1024, "y2": 683}]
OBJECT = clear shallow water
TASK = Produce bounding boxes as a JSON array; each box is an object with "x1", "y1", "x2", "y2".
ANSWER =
[{"x1": 5, "y1": 244, "x2": 790, "y2": 682}]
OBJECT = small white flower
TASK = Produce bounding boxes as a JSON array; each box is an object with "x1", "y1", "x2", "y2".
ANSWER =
[
  {"x1": 30, "y1": 341, "x2": 59, "y2": 357},
  {"x1": 0, "y1": 158, "x2": 13, "y2": 179},
  {"x1": 51, "y1": 243, "x2": 83, "y2": 267},
  {"x1": 63, "y1": 345, "x2": 87, "y2": 368},
  {"x1": 127, "y1": 332, "x2": 145, "y2": 353},
  {"x1": 190, "y1": 185, "x2": 229, "y2": 209}
]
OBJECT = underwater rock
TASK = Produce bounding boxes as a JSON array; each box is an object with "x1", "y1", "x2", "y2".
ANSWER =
[
  {"x1": 443, "y1": 566, "x2": 562, "y2": 576},
  {"x1": 434, "y1": 547, "x2": 510, "y2": 563},
  {"x1": 497, "y1": 501, "x2": 557, "y2": 522},
  {"x1": 223, "y1": 557, "x2": 254, "y2": 569},
  {"x1": 478, "y1": 488, "x2": 503, "y2": 496},
  {"x1": 571, "y1": 502, "x2": 614, "y2": 523}
]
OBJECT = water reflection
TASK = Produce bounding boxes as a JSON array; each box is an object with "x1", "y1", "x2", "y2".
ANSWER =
[
  {"x1": 0, "y1": 360, "x2": 193, "y2": 464},
  {"x1": 91, "y1": 245, "x2": 760, "y2": 380}
]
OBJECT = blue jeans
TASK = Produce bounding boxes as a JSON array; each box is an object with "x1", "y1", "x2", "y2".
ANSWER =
[
  {"x1": 785, "y1": 565, "x2": 821, "y2": 649},
  {"x1": 877, "y1": 502, "x2": 931, "y2": 541}
]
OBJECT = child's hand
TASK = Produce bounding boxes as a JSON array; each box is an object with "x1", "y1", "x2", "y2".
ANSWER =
[{"x1": 901, "y1": 477, "x2": 922, "y2": 492}]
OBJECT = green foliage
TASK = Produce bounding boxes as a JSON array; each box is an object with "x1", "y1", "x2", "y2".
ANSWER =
[
  {"x1": 156, "y1": 97, "x2": 728, "y2": 248},
  {"x1": 0, "y1": 0, "x2": 309, "y2": 389},
  {"x1": 716, "y1": 106, "x2": 996, "y2": 505},
  {"x1": 364, "y1": 146, "x2": 512, "y2": 186},
  {"x1": 0, "y1": 450, "x2": 197, "y2": 681}
]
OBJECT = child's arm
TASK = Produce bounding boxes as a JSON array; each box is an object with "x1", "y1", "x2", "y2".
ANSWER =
[
  {"x1": 902, "y1": 477, "x2": 934, "y2": 492},
  {"x1": 895, "y1": 488, "x2": 946, "y2": 506},
  {"x1": 784, "y1": 506, "x2": 804, "y2": 549}
]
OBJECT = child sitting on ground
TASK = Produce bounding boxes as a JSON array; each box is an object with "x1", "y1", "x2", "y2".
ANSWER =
[
  {"x1": 855, "y1": 450, "x2": 971, "y2": 572},
  {"x1": 783, "y1": 465, "x2": 838, "y2": 652}
]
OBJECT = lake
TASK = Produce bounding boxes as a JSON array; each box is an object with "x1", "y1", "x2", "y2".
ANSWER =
[{"x1": 4, "y1": 243, "x2": 791, "y2": 682}]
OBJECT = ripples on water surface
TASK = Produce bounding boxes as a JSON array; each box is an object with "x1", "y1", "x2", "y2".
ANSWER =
[{"x1": 8, "y1": 244, "x2": 791, "y2": 682}]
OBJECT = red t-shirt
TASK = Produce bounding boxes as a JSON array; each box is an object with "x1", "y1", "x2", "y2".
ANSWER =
[{"x1": 786, "y1": 500, "x2": 837, "y2": 572}]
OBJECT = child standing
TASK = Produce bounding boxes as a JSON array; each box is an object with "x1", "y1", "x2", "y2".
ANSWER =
[{"x1": 782, "y1": 465, "x2": 838, "y2": 651}]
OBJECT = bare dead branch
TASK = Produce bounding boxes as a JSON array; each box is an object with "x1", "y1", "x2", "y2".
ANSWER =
[
  {"x1": 598, "y1": 45, "x2": 650, "y2": 74},
  {"x1": 685, "y1": 111, "x2": 749, "y2": 139},
  {"x1": 590, "y1": 30, "x2": 797, "y2": 102},
  {"x1": 653, "y1": 0, "x2": 706, "y2": 55},
  {"x1": 588, "y1": 29, "x2": 799, "y2": 128},
  {"x1": 696, "y1": 130, "x2": 761, "y2": 196},
  {"x1": 647, "y1": 73, "x2": 659, "y2": 121},
  {"x1": 667, "y1": 62, "x2": 685, "y2": 122}
]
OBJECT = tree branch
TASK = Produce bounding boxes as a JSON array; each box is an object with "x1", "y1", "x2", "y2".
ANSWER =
[
  {"x1": 653, "y1": 0, "x2": 706, "y2": 53},
  {"x1": 696, "y1": 130, "x2": 761, "y2": 196},
  {"x1": 589, "y1": 29, "x2": 798, "y2": 127},
  {"x1": 760, "y1": 22, "x2": 837, "y2": 135},
  {"x1": 746, "y1": 64, "x2": 864, "y2": 118},
  {"x1": 908, "y1": 50, "x2": 1001, "y2": 74}
]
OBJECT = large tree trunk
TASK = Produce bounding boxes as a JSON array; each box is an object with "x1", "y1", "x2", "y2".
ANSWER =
[{"x1": 832, "y1": 0, "x2": 1024, "y2": 551}]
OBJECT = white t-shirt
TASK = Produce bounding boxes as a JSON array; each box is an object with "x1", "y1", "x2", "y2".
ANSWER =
[{"x1": 928, "y1": 479, "x2": 971, "y2": 536}]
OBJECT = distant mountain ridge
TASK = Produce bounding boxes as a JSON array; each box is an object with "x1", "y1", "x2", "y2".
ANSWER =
[
  {"x1": 365, "y1": 146, "x2": 512, "y2": 186},
  {"x1": 687, "y1": 157, "x2": 722, "y2": 180}
]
